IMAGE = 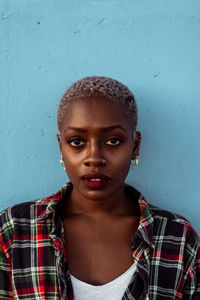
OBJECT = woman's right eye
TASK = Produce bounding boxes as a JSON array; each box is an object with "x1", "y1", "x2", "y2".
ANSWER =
[{"x1": 67, "y1": 138, "x2": 85, "y2": 147}]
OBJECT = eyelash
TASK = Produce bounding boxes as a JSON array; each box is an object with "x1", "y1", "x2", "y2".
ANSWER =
[
  {"x1": 67, "y1": 137, "x2": 122, "y2": 148},
  {"x1": 67, "y1": 138, "x2": 85, "y2": 147}
]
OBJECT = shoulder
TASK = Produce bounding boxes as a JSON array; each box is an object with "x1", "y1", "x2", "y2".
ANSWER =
[
  {"x1": 0, "y1": 185, "x2": 64, "y2": 235},
  {"x1": 148, "y1": 203, "x2": 200, "y2": 256},
  {"x1": 0, "y1": 183, "x2": 70, "y2": 234},
  {"x1": 0, "y1": 199, "x2": 40, "y2": 224},
  {"x1": 0, "y1": 199, "x2": 44, "y2": 253},
  {"x1": 0, "y1": 200, "x2": 39, "y2": 243},
  {"x1": 149, "y1": 203, "x2": 198, "y2": 234},
  {"x1": 125, "y1": 183, "x2": 199, "y2": 243}
]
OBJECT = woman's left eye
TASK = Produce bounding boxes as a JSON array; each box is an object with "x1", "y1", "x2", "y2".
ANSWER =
[{"x1": 105, "y1": 138, "x2": 121, "y2": 146}]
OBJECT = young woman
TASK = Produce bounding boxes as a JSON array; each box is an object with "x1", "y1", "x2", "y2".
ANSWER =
[{"x1": 0, "y1": 76, "x2": 199, "y2": 299}]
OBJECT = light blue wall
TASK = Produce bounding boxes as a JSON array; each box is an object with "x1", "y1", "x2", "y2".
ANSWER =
[{"x1": 0, "y1": 0, "x2": 200, "y2": 233}]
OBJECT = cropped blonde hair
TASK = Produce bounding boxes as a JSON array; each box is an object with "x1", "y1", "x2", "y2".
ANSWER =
[{"x1": 57, "y1": 76, "x2": 138, "y2": 132}]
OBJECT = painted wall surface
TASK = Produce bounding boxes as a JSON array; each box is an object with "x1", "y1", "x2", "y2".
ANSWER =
[{"x1": 0, "y1": 0, "x2": 200, "y2": 233}]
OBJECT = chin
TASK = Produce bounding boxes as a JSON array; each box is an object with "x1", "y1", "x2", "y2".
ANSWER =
[{"x1": 81, "y1": 183, "x2": 123, "y2": 201}]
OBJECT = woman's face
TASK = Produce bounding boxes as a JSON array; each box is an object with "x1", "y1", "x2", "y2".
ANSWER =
[{"x1": 57, "y1": 96, "x2": 140, "y2": 201}]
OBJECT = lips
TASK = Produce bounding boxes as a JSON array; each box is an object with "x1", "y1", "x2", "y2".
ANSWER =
[
  {"x1": 81, "y1": 173, "x2": 110, "y2": 189},
  {"x1": 82, "y1": 173, "x2": 110, "y2": 181}
]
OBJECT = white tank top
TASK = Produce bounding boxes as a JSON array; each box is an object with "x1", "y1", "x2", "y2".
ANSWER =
[{"x1": 70, "y1": 263, "x2": 136, "y2": 300}]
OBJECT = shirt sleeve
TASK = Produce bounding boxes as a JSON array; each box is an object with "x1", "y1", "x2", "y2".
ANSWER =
[
  {"x1": 0, "y1": 208, "x2": 14, "y2": 299},
  {"x1": 182, "y1": 229, "x2": 200, "y2": 299}
]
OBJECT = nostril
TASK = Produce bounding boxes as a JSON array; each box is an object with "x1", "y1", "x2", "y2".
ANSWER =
[{"x1": 84, "y1": 159, "x2": 106, "y2": 167}]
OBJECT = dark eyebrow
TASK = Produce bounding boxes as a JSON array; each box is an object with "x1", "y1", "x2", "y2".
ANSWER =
[
  {"x1": 65, "y1": 127, "x2": 87, "y2": 133},
  {"x1": 100, "y1": 125, "x2": 127, "y2": 133},
  {"x1": 64, "y1": 125, "x2": 127, "y2": 133}
]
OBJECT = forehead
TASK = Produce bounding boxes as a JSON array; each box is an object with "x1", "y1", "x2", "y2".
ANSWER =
[{"x1": 61, "y1": 96, "x2": 132, "y2": 132}]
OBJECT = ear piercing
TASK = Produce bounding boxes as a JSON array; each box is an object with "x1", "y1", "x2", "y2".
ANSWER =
[
  {"x1": 60, "y1": 154, "x2": 66, "y2": 171},
  {"x1": 131, "y1": 131, "x2": 141, "y2": 170},
  {"x1": 137, "y1": 131, "x2": 142, "y2": 140}
]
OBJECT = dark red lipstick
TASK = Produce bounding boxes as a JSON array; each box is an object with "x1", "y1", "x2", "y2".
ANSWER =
[{"x1": 81, "y1": 173, "x2": 110, "y2": 189}]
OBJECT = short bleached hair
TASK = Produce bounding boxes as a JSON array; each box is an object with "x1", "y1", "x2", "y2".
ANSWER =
[{"x1": 57, "y1": 76, "x2": 138, "y2": 132}]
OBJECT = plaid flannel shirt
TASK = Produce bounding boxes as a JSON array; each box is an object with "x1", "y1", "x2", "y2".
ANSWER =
[{"x1": 0, "y1": 182, "x2": 200, "y2": 300}]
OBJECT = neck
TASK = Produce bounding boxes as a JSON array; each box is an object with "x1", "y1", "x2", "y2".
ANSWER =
[{"x1": 63, "y1": 184, "x2": 138, "y2": 217}]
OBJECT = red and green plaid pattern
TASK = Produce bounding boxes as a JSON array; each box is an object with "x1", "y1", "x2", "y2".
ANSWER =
[{"x1": 0, "y1": 182, "x2": 199, "y2": 299}]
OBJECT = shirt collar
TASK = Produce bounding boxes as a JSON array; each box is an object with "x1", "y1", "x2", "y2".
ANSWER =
[
  {"x1": 36, "y1": 182, "x2": 73, "y2": 221},
  {"x1": 136, "y1": 195, "x2": 155, "y2": 249},
  {"x1": 123, "y1": 184, "x2": 155, "y2": 249}
]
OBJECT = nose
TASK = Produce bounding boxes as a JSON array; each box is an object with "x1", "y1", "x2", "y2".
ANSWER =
[{"x1": 83, "y1": 141, "x2": 106, "y2": 168}]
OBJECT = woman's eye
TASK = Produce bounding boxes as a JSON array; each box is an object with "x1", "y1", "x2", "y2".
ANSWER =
[
  {"x1": 106, "y1": 138, "x2": 121, "y2": 146},
  {"x1": 68, "y1": 138, "x2": 85, "y2": 147}
]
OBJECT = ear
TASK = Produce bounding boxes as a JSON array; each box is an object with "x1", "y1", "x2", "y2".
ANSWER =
[
  {"x1": 131, "y1": 131, "x2": 142, "y2": 160},
  {"x1": 56, "y1": 133, "x2": 62, "y2": 153}
]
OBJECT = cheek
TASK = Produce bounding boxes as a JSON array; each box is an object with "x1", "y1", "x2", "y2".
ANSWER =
[
  {"x1": 62, "y1": 147, "x2": 83, "y2": 164},
  {"x1": 115, "y1": 158, "x2": 131, "y2": 174},
  {"x1": 62, "y1": 151, "x2": 84, "y2": 180},
  {"x1": 63, "y1": 157, "x2": 79, "y2": 181},
  {"x1": 64, "y1": 156, "x2": 81, "y2": 166},
  {"x1": 108, "y1": 148, "x2": 132, "y2": 171}
]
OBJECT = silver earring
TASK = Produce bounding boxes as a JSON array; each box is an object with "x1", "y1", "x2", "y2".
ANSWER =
[{"x1": 135, "y1": 156, "x2": 139, "y2": 166}]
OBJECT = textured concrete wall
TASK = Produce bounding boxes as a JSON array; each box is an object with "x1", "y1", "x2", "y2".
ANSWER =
[{"x1": 0, "y1": 0, "x2": 200, "y2": 233}]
